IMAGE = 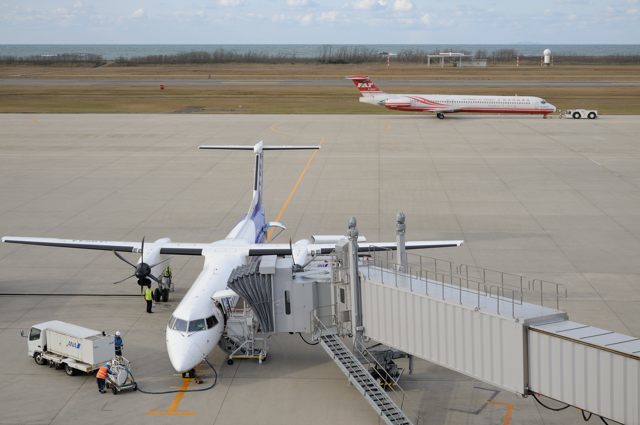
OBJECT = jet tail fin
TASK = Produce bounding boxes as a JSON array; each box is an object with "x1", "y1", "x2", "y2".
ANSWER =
[{"x1": 345, "y1": 75, "x2": 384, "y2": 95}]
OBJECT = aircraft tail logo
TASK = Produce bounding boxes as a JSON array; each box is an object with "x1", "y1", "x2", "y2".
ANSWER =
[{"x1": 346, "y1": 75, "x2": 383, "y2": 94}]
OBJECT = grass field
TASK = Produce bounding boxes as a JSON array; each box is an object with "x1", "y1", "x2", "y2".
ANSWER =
[{"x1": 1, "y1": 63, "x2": 640, "y2": 114}]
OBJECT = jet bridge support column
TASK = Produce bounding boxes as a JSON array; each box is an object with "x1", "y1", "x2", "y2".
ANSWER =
[
  {"x1": 396, "y1": 212, "x2": 407, "y2": 271},
  {"x1": 348, "y1": 217, "x2": 363, "y2": 341}
]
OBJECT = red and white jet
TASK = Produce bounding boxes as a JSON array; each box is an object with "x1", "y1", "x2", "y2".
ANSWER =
[{"x1": 346, "y1": 75, "x2": 556, "y2": 119}]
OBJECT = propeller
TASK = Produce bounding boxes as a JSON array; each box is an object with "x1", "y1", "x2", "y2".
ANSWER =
[{"x1": 112, "y1": 237, "x2": 170, "y2": 288}]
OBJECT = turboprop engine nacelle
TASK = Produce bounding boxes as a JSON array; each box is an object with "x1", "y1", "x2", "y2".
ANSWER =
[
  {"x1": 135, "y1": 237, "x2": 172, "y2": 285},
  {"x1": 292, "y1": 235, "x2": 368, "y2": 269}
]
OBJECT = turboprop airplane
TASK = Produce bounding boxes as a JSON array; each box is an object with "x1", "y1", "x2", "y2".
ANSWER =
[
  {"x1": 2, "y1": 141, "x2": 463, "y2": 376},
  {"x1": 346, "y1": 75, "x2": 556, "y2": 119}
]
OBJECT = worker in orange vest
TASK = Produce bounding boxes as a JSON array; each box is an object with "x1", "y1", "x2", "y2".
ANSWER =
[{"x1": 96, "y1": 362, "x2": 112, "y2": 393}]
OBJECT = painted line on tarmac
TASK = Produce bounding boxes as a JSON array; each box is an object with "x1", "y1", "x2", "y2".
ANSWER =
[
  {"x1": 267, "y1": 137, "x2": 324, "y2": 240},
  {"x1": 487, "y1": 400, "x2": 514, "y2": 425},
  {"x1": 145, "y1": 379, "x2": 195, "y2": 416}
]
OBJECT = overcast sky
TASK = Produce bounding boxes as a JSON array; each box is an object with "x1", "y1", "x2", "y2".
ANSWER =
[{"x1": 1, "y1": 0, "x2": 638, "y2": 44}]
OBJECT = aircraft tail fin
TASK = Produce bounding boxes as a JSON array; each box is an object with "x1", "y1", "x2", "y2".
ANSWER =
[
  {"x1": 345, "y1": 75, "x2": 384, "y2": 95},
  {"x1": 199, "y1": 142, "x2": 319, "y2": 241}
]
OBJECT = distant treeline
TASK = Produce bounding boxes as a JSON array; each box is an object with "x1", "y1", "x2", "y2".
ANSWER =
[{"x1": 2, "y1": 48, "x2": 640, "y2": 65}]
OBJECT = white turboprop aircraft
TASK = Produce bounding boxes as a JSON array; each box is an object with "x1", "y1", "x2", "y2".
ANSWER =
[
  {"x1": 347, "y1": 75, "x2": 556, "y2": 119},
  {"x1": 2, "y1": 141, "x2": 463, "y2": 375}
]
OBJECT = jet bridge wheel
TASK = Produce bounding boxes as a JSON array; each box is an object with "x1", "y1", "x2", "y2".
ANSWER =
[{"x1": 436, "y1": 112, "x2": 445, "y2": 119}]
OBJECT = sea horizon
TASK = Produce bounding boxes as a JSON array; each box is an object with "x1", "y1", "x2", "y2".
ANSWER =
[{"x1": 1, "y1": 44, "x2": 639, "y2": 60}]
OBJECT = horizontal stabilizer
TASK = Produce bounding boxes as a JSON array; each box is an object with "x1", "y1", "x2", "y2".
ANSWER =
[{"x1": 199, "y1": 145, "x2": 320, "y2": 151}]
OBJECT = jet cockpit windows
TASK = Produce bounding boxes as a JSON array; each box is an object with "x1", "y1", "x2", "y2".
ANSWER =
[
  {"x1": 169, "y1": 316, "x2": 188, "y2": 332},
  {"x1": 169, "y1": 315, "x2": 218, "y2": 333},
  {"x1": 541, "y1": 100, "x2": 547, "y2": 104},
  {"x1": 188, "y1": 319, "x2": 206, "y2": 332}
]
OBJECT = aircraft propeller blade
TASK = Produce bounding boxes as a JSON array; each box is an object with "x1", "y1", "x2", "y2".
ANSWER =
[
  {"x1": 113, "y1": 251, "x2": 137, "y2": 268},
  {"x1": 112, "y1": 273, "x2": 136, "y2": 285}
]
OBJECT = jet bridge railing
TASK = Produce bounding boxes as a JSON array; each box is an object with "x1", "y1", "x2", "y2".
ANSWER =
[{"x1": 362, "y1": 247, "x2": 568, "y2": 316}]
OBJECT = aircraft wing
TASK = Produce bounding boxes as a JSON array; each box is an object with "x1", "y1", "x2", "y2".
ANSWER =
[
  {"x1": 1, "y1": 236, "x2": 208, "y2": 256},
  {"x1": 247, "y1": 240, "x2": 463, "y2": 256}
]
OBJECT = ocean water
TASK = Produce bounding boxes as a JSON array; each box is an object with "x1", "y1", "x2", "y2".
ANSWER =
[{"x1": 1, "y1": 44, "x2": 639, "y2": 60}]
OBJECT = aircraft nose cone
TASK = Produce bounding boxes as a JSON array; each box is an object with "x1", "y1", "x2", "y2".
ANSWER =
[{"x1": 166, "y1": 330, "x2": 202, "y2": 373}]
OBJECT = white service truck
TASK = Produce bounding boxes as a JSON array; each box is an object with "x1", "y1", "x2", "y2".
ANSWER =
[
  {"x1": 562, "y1": 109, "x2": 599, "y2": 119},
  {"x1": 23, "y1": 320, "x2": 114, "y2": 376}
]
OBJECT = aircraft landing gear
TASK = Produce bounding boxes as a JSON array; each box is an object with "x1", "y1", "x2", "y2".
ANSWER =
[
  {"x1": 182, "y1": 368, "x2": 196, "y2": 379},
  {"x1": 436, "y1": 112, "x2": 445, "y2": 120}
]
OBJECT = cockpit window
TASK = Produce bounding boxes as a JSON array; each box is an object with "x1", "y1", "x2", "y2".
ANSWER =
[
  {"x1": 541, "y1": 100, "x2": 547, "y2": 104},
  {"x1": 188, "y1": 319, "x2": 206, "y2": 332},
  {"x1": 206, "y1": 315, "x2": 218, "y2": 329},
  {"x1": 169, "y1": 317, "x2": 188, "y2": 332}
]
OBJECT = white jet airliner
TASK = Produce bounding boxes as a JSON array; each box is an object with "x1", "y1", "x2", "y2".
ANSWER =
[
  {"x1": 347, "y1": 75, "x2": 556, "y2": 119},
  {"x1": 2, "y1": 141, "x2": 462, "y2": 375}
]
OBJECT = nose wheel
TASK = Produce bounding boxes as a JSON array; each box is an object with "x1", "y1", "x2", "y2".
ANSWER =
[{"x1": 436, "y1": 112, "x2": 445, "y2": 119}]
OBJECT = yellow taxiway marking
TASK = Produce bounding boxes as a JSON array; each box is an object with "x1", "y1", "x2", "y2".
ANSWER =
[
  {"x1": 487, "y1": 400, "x2": 514, "y2": 425},
  {"x1": 267, "y1": 137, "x2": 324, "y2": 240},
  {"x1": 145, "y1": 378, "x2": 195, "y2": 416}
]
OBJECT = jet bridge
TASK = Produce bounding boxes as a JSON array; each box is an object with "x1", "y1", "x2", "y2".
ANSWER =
[
  {"x1": 223, "y1": 215, "x2": 638, "y2": 425},
  {"x1": 338, "y1": 217, "x2": 639, "y2": 425}
]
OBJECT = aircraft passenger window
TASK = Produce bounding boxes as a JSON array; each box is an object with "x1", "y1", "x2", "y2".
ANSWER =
[
  {"x1": 285, "y1": 290, "x2": 291, "y2": 315},
  {"x1": 188, "y1": 319, "x2": 206, "y2": 332},
  {"x1": 206, "y1": 315, "x2": 218, "y2": 329},
  {"x1": 29, "y1": 328, "x2": 41, "y2": 341},
  {"x1": 172, "y1": 318, "x2": 188, "y2": 332}
]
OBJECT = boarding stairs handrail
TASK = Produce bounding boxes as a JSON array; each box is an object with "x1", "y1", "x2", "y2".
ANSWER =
[{"x1": 311, "y1": 310, "x2": 412, "y2": 425}]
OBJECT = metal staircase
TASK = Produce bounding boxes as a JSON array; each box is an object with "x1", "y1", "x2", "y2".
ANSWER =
[{"x1": 318, "y1": 333, "x2": 412, "y2": 425}]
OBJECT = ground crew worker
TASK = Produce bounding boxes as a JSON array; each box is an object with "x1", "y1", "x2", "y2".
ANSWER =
[
  {"x1": 144, "y1": 284, "x2": 153, "y2": 313},
  {"x1": 96, "y1": 362, "x2": 112, "y2": 393},
  {"x1": 163, "y1": 265, "x2": 172, "y2": 280},
  {"x1": 114, "y1": 331, "x2": 123, "y2": 356}
]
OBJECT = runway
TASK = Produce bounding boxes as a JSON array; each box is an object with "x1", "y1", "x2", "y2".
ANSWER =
[
  {"x1": 2, "y1": 78, "x2": 639, "y2": 87},
  {"x1": 1, "y1": 114, "x2": 639, "y2": 425}
]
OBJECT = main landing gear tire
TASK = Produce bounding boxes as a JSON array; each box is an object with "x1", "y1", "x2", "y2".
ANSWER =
[
  {"x1": 436, "y1": 113, "x2": 445, "y2": 119},
  {"x1": 161, "y1": 288, "x2": 169, "y2": 302},
  {"x1": 227, "y1": 359, "x2": 234, "y2": 365},
  {"x1": 34, "y1": 352, "x2": 46, "y2": 365},
  {"x1": 588, "y1": 112, "x2": 597, "y2": 119},
  {"x1": 153, "y1": 288, "x2": 161, "y2": 302},
  {"x1": 572, "y1": 111, "x2": 581, "y2": 119}
]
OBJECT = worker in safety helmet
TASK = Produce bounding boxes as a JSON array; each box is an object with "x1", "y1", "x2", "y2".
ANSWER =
[
  {"x1": 114, "y1": 331, "x2": 124, "y2": 357},
  {"x1": 96, "y1": 362, "x2": 112, "y2": 393},
  {"x1": 144, "y1": 284, "x2": 153, "y2": 313}
]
